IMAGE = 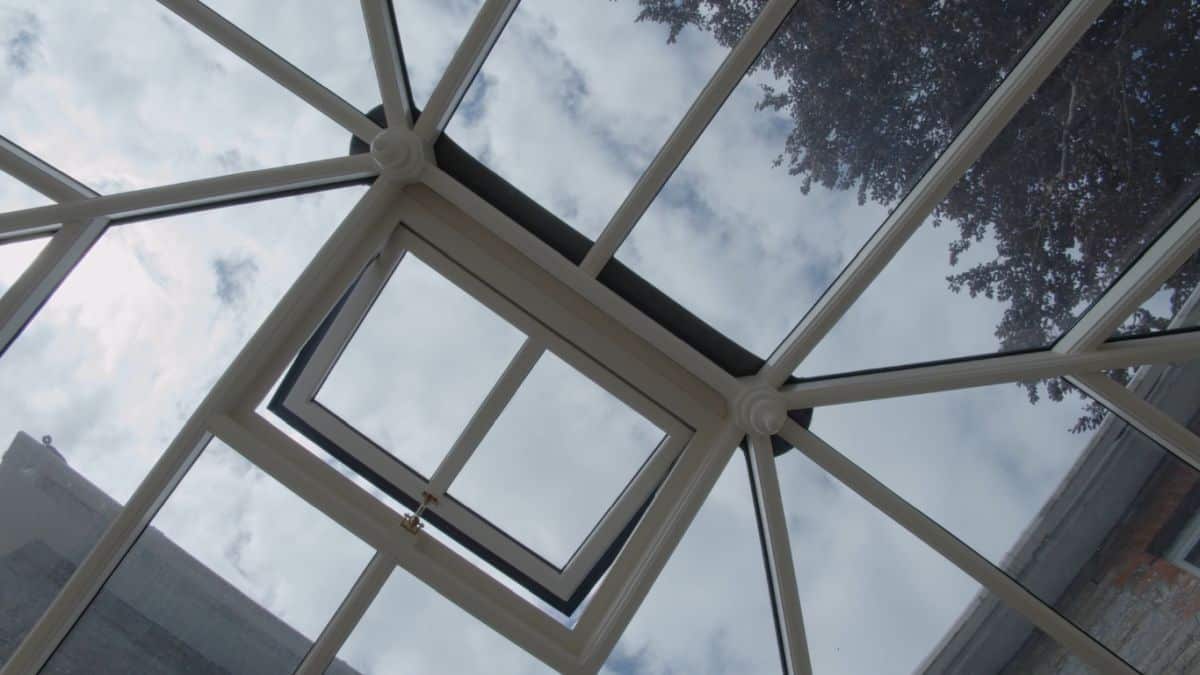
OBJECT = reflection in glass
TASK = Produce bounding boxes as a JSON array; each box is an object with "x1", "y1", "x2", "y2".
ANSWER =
[
  {"x1": 809, "y1": 357, "x2": 1200, "y2": 670},
  {"x1": 316, "y1": 253, "x2": 527, "y2": 479},
  {"x1": 801, "y1": 0, "x2": 1200, "y2": 379},
  {"x1": 619, "y1": 0, "x2": 1064, "y2": 356},
  {"x1": 444, "y1": 0, "x2": 734, "y2": 238},
  {"x1": 42, "y1": 439, "x2": 373, "y2": 674},
  {"x1": 449, "y1": 351, "x2": 662, "y2": 566},
  {"x1": 0, "y1": 2, "x2": 346, "y2": 192},
  {"x1": 0, "y1": 187, "x2": 361, "y2": 658},
  {"x1": 606, "y1": 453, "x2": 780, "y2": 674}
]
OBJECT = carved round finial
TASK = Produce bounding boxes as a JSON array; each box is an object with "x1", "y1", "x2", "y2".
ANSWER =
[
  {"x1": 370, "y1": 127, "x2": 427, "y2": 184},
  {"x1": 734, "y1": 385, "x2": 788, "y2": 435}
]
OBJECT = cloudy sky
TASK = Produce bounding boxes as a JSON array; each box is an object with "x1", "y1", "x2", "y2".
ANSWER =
[{"x1": 1, "y1": 1, "x2": 1196, "y2": 674}]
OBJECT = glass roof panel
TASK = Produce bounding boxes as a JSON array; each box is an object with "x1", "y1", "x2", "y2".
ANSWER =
[
  {"x1": 776, "y1": 449, "x2": 983, "y2": 674},
  {"x1": 201, "y1": 0, "x2": 379, "y2": 112},
  {"x1": 616, "y1": 0, "x2": 1065, "y2": 357},
  {"x1": 43, "y1": 438, "x2": 374, "y2": 674},
  {"x1": 799, "y1": 0, "x2": 1200, "y2": 377},
  {"x1": 807, "y1": 357, "x2": 1200, "y2": 669},
  {"x1": 1113, "y1": 261, "x2": 1199, "y2": 337},
  {"x1": 606, "y1": 453, "x2": 779, "y2": 673},
  {"x1": 448, "y1": 351, "x2": 663, "y2": 567},
  {"x1": 333, "y1": 558, "x2": 550, "y2": 674},
  {"x1": 0, "y1": 2, "x2": 347, "y2": 193},
  {"x1": 0, "y1": 236, "x2": 45, "y2": 291},
  {"x1": 443, "y1": 0, "x2": 735, "y2": 239},
  {"x1": 315, "y1": 252, "x2": 527, "y2": 480},
  {"x1": 0, "y1": 173, "x2": 52, "y2": 213},
  {"x1": 393, "y1": 0, "x2": 483, "y2": 110}
]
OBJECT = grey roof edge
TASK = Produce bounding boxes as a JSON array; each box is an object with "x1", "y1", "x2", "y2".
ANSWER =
[{"x1": 916, "y1": 348, "x2": 1200, "y2": 674}]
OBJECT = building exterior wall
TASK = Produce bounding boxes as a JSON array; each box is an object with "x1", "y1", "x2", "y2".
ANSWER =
[{"x1": 1001, "y1": 436, "x2": 1200, "y2": 674}]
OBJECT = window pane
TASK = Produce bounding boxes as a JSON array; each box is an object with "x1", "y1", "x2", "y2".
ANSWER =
[
  {"x1": 606, "y1": 453, "x2": 780, "y2": 674},
  {"x1": 202, "y1": 0, "x2": 378, "y2": 113},
  {"x1": 0, "y1": 174, "x2": 52, "y2": 213},
  {"x1": 42, "y1": 438, "x2": 373, "y2": 674},
  {"x1": 0, "y1": 237, "x2": 45, "y2": 292},
  {"x1": 331, "y1": 565, "x2": 550, "y2": 674},
  {"x1": 0, "y1": 187, "x2": 361, "y2": 662},
  {"x1": 1, "y1": 1, "x2": 347, "y2": 192},
  {"x1": 799, "y1": 0, "x2": 1200, "y2": 377},
  {"x1": 777, "y1": 448, "x2": 983, "y2": 674},
  {"x1": 1112, "y1": 261, "x2": 1199, "y2": 337},
  {"x1": 807, "y1": 358, "x2": 1200, "y2": 671},
  {"x1": 617, "y1": 0, "x2": 1064, "y2": 357},
  {"x1": 394, "y1": 0, "x2": 482, "y2": 110},
  {"x1": 445, "y1": 0, "x2": 736, "y2": 239},
  {"x1": 316, "y1": 252, "x2": 527, "y2": 479},
  {"x1": 449, "y1": 351, "x2": 663, "y2": 566}
]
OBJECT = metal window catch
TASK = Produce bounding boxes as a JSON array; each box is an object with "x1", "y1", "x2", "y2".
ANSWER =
[{"x1": 401, "y1": 491, "x2": 438, "y2": 535}]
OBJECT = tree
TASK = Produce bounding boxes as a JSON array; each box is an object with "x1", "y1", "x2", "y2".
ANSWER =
[{"x1": 632, "y1": 0, "x2": 1200, "y2": 431}]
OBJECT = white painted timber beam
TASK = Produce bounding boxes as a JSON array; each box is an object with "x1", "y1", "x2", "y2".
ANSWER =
[
  {"x1": 747, "y1": 434, "x2": 813, "y2": 675},
  {"x1": 0, "y1": 155, "x2": 379, "y2": 240},
  {"x1": 781, "y1": 329, "x2": 1200, "y2": 409},
  {"x1": 360, "y1": 0, "x2": 414, "y2": 129}
]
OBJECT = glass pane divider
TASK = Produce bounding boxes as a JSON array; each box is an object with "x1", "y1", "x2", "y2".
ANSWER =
[
  {"x1": 776, "y1": 419, "x2": 1139, "y2": 675},
  {"x1": 414, "y1": 0, "x2": 519, "y2": 143},
  {"x1": 782, "y1": 329, "x2": 1200, "y2": 409},
  {"x1": 747, "y1": 434, "x2": 814, "y2": 675},
  {"x1": 761, "y1": 0, "x2": 1113, "y2": 386},
  {"x1": 579, "y1": 0, "x2": 799, "y2": 277},
  {"x1": 294, "y1": 551, "x2": 395, "y2": 675},
  {"x1": 160, "y1": 0, "x2": 381, "y2": 141},
  {"x1": 359, "y1": 0, "x2": 414, "y2": 130},
  {"x1": 1056, "y1": 198, "x2": 1200, "y2": 353}
]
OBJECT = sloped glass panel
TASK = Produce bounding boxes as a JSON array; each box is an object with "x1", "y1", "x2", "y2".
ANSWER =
[
  {"x1": 449, "y1": 351, "x2": 663, "y2": 567},
  {"x1": 316, "y1": 253, "x2": 527, "y2": 479},
  {"x1": 0, "y1": 236, "x2": 45, "y2": 292},
  {"x1": 444, "y1": 0, "x2": 735, "y2": 239},
  {"x1": 203, "y1": 0, "x2": 379, "y2": 112},
  {"x1": 393, "y1": 0, "x2": 483, "y2": 110},
  {"x1": 606, "y1": 453, "x2": 780, "y2": 674},
  {"x1": 0, "y1": 173, "x2": 53, "y2": 213},
  {"x1": 618, "y1": 0, "x2": 1065, "y2": 357},
  {"x1": 799, "y1": 0, "x2": 1200, "y2": 377},
  {"x1": 776, "y1": 447, "x2": 987, "y2": 674},
  {"x1": 0, "y1": 2, "x2": 347, "y2": 193},
  {"x1": 0, "y1": 187, "x2": 361, "y2": 662},
  {"x1": 43, "y1": 438, "x2": 373, "y2": 674},
  {"x1": 807, "y1": 357, "x2": 1200, "y2": 670},
  {"x1": 1112, "y1": 258, "x2": 1200, "y2": 338},
  {"x1": 331, "y1": 564, "x2": 550, "y2": 674}
]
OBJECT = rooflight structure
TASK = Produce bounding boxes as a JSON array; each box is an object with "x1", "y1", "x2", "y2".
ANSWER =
[{"x1": 0, "y1": 0, "x2": 1197, "y2": 673}]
